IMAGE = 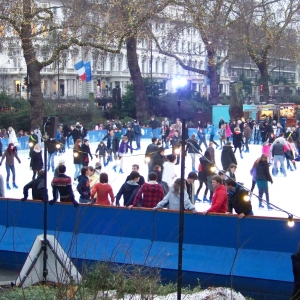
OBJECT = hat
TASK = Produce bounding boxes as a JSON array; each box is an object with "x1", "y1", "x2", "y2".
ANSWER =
[
  {"x1": 95, "y1": 162, "x2": 102, "y2": 169},
  {"x1": 83, "y1": 138, "x2": 89, "y2": 142},
  {"x1": 58, "y1": 158, "x2": 66, "y2": 165}
]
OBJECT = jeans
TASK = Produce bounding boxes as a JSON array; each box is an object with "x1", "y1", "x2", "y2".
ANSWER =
[
  {"x1": 47, "y1": 152, "x2": 56, "y2": 171},
  {"x1": 189, "y1": 153, "x2": 196, "y2": 170},
  {"x1": 74, "y1": 164, "x2": 82, "y2": 179},
  {"x1": 79, "y1": 197, "x2": 90, "y2": 204},
  {"x1": 245, "y1": 138, "x2": 250, "y2": 150},
  {"x1": 259, "y1": 187, "x2": 269, "y2": 204},
  {"x1": 272, "y1": 155, "x2": 286, "y2": 176},
  {"x1": 6, "y1": 165, "x2": 15, "y2": 182},
  {"x1": 151, "y1": 129, "x2": 155, "y2": 138},
  {"x1": 135, "y1": 134, "x2": 141, "y2": 149}
]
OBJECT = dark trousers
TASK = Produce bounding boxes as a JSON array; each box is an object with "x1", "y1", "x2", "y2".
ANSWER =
[{"x1": 209, "y1": 134, "x2": 219, "y2": 146}]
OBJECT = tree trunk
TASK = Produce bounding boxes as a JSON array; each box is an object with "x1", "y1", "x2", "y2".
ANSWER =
[
  {"x1": 257, "y1": 61, "x2": 269, "y2": 103},
  {"x1": 207, "y1": 45, "x2": 220, "y2": 105},
  {"x1": 28, "y1": 63, "x2": 44, "y2": 129},
  {"x1": 126, "y1": 37, "x2": 149, "y2": 121},
  {"x1": 22, "y1": 0, "x2": 44, "y2": 129},
  {"x1": 207, "y1": 65, "x2": 219, "y2": 105}
]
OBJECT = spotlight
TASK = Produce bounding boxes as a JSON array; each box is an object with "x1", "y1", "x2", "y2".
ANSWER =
[
  {"x1": 175, "y1": 148, "x2": 181, "y2": 155},
  {"x1": 288, "y1": 215, "x2": 295, "y2": 227},
  {"x1": 145, "y1": 157, "x2": 150, "y2": 163},
  {"x1": 74, "y1": 152, "x2": 79, "y2": 158},
  {"x1": 243, "y1": 194, "x2": 250, "y2": 201},
  {"x1": 56, "y1": 144, "x2": 61, "y2": 149},
  {"x1": 210, "y1": 166, "x2": 216, "y2": 172},
  {"x1": 28, "y1": 142, "x2": 34, "y2": 148}
]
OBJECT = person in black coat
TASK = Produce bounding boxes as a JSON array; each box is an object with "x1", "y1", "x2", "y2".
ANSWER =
[
  {"x1": 233, "y1": 127, "x2": 244, "y2": 158},
  {"x1": 124, "y1": 127, "x2": 135, "y2": 154},
  {"x1": 145, "y1": 138, "x2": 159, "y2": 173},
  {"x1": 225, "y1": 180, "x2": 253, "y2": 218},
  {"x1": 221, "y1": 141, "x2": 237, "y2": 171},
  {"x1": 149, "y1": 116, "x2": 160, "y2": 138},
  {"x1": 30, "y1": 144, "x2": 43, "y2": 180},
  {"x1": 22, "y1": 170, "x2": 45, "y2": 201},
  {"x1": 152, "y1": 147, "x2": 165, "y2": 174},
  {"x1": 292, "y1": 243, "x2": 300, "y2": 299},
  {"x1": 116, "y1": 171, "x2": 140, "y2": 206},
  {"x1": 81, "y1": 139, "x2": 93, "y2": 166},
  {"x1": 125, "y1": 164, "x2": 145, "y2": 186},
  {"x1": 102, "y1": 129, "x2": 119, "y2": 162},
  {"x1": 196, "y1": 151, "x2": 215, "y2": 202}
]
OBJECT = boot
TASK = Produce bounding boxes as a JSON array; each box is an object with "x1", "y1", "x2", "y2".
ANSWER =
[
  {"x1": 240, "y1": 153, "x2": 243, "y2": 159},
  {"x1": 267, "y1": 204, "x2": 273, "y2": 210},
  {"x1": 194, "y1": 195, "x2": 201, "y2": 202},
  {"x1": 13, "y1": 182, "x2": 18, "y2": 189},
  {"x1": 119, "y1": 168, "x2": 124, "y2": 174},
  {"x1": 259, "y1": 201, "x2": 264, "y2": 209},
  {"x1": 112, "y1": 166, "x2": 117, "y2": 172},
  {"x1": 203, "y1": 195, "x2": 209, "y2": 202},
  {"x1": 6, "y1": 182, "x2": 11, "y2": 190}
]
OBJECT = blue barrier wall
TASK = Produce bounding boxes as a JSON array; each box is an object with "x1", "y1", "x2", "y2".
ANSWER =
[
  {"x1": 2, "y1": 128, "x2": 201, "y2": 151},
  {"x1": 0, "y1": 199, "x2": 297, "y2": 298}
]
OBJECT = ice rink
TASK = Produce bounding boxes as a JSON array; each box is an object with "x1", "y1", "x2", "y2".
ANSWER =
[{"x1": 2, "y1": 138, "x2": 299, "y2": 219}]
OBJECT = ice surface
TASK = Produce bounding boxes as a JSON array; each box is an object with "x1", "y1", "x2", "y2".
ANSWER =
[{"x1": 2, "y1": 139, "x2": 298, "y2": 219}]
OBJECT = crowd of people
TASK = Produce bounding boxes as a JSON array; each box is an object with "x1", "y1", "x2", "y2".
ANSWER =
[{"x1": 0, "y1": 114, "x2": 298, "y2": 219}]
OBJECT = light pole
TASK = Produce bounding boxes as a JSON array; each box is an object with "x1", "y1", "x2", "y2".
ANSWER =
[{"x1": 254, "y1": 70, "x2": 258, "y2": 103}]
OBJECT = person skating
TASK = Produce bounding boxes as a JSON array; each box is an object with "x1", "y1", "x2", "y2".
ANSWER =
[
  {"x1": 113, "y1": 136, "x2": 135, "y2": 174},
  {"x1": 256, "y1": 154, "x2": 273, "y2": 210},
  {"x1": 81, "y1": 138, "x2": 93, "y2": 167},
  {"x1": 73, "y1": 139, "x2": 83, "y2": 181},
  {"x1": 186, "y1": 134, "x2": 201, "y2": 172},
  {"x1": 0, "y1": 143, "x2": 21, "y2": 189},
  {"x1": 233, "y1": 127, "x2": 244, "y2": 158},
  {"x1": 30, "y1": 144, "x2": 43, "y2": 180},
  {"x1": 95, "y1": 141, "x2": 109, "y2": 166},
  {"x1": 221, "y1": 141, "x2": 237, "y2": 171},
  {"x1": 77, "y1": 166, "x2": 91, "y2": 204}
]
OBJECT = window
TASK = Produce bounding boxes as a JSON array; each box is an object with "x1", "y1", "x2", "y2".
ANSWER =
[
  {"x1": 162, "y1": 61, "x2": 165, "y2": 73},
  {"x1": 181, "y1": 42, "x2": 184, "y2": 52},
  {"x1": 175, "y1": 41, "x2": 179, "y2": 52},
  {"x1": 155, "y1": 60, "x2": 159, "y2": 73},
  {"x1": 142, "y1": 60, "x2": 145, "y2": 73},
  {"x1": 193, "y1": 43, "x2": 197, "y2": 54},
  {"x1": 101, "y1": 58, "x2": 105, "y2": 70},
  {"x1": 118, "y1": 58, "x2": 122, "y2": 71},
  {"x1": 13, "y1": 50, "x2": 20, "y2": 68},
  {"x1": 110, "y1": 57, "x2": 114, "y2": 71},
  {"x1": 187, "y1": 42, "x2": 190, "y2": 53}
]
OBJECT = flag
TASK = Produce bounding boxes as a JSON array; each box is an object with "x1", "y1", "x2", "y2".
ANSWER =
[
  {"x1": 74, "y1": 60, "x2": 86, "y2": 81},
  {"x1": 84, "y1": 61, "x2": 92, "y2": 82}
]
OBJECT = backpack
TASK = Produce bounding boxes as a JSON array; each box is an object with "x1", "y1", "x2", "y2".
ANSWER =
[{"x1": 198, "y1": 163, "x2": 203, "y2": 172}]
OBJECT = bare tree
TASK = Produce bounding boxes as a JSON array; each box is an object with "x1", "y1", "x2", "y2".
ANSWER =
[
  {"x1": 235, "y1": 0, "x2": 300, "y2": 102},
  {"x1": 149, "y1": 0, "x2": 239, "y2": 105}
]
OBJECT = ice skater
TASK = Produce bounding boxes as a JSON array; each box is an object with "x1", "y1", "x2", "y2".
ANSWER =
[
  {"x1": 113, "y1": 136, "x2": 135, "y2": 174},
  {"x1": 0, "y1": 143, "x2": 21, "y2": 189}
]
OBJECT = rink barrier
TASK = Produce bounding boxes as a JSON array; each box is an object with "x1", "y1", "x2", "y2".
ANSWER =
[
  {"x1": 2, "y1": 129, "x2": 200, "y2": 151},
  {"x1": 0, "y1": 198, "x2": 296, "y2": 298}
]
